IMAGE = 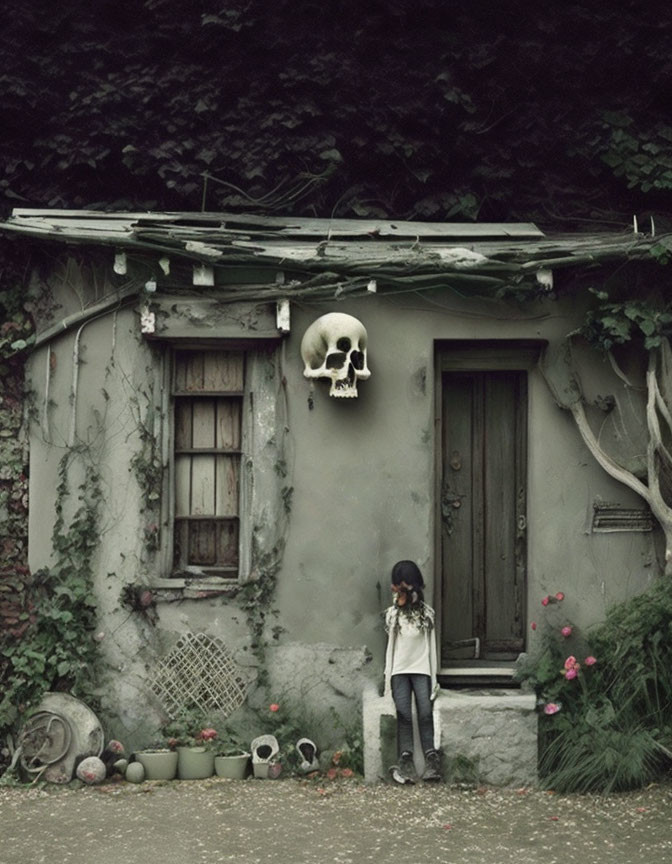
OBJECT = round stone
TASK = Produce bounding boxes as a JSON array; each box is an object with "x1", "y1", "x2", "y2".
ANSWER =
[{"x1": 76, "y1": 756, "x2": 106, "y2": 784}]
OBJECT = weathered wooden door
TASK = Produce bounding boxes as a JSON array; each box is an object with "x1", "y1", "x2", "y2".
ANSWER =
[{"x1": 439, "y1": 363, "x2": 528, "y2": 665}]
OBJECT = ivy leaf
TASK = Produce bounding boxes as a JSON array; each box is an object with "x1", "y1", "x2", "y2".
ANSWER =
[
  {"x1": 639, "y1": 318, "x2": 656, "y2": 337},
  {"x1": 319, "y1": 148, "x2": 343, "y2": 163},
  {"x1": 601, "y1": 110, "x2": 633, "y2": 128}
]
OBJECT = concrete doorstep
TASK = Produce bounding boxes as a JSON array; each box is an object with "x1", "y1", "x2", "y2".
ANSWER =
[{"x1": 363, "y1": 686, "x2": 538, "y2": 787}]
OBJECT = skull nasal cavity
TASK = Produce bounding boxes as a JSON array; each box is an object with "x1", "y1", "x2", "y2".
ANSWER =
[
  {"x1": 326, "y1": 352, "x2": 347, "y2": 369},
  {"x1": 336, "y1": 337, "x2": 351, "y2": 352},
  {"x1": 351, "y1": 351, "x2": 364, "y2": 370}
]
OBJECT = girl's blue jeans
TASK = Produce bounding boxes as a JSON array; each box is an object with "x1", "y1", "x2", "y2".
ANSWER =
[{"x1": 391, "y1": 673, "x2": 435, "y2": 757}]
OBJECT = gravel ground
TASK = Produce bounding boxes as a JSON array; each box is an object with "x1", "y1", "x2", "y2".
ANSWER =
[{"x1": 1, "y1": 776, "x2": 672, "y2": 864}]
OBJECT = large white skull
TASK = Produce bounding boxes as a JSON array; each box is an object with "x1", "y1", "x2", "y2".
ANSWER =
[{"x1": 300, "y1": 312, "x2": 371, "y2": 398}]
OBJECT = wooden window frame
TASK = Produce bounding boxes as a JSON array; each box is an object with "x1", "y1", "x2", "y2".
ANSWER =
[{"x1": 169, "y1": 348, "x2": 246, "y2": 581}]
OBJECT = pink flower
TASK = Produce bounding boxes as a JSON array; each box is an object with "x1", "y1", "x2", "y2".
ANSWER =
[
  {"x1": 584, "y1": 656, "x2": 597, "y2": 666},
  {"x1": 561, "y1": 626, "x2": 572, "y2": 638},
  {"x1": 269, "y1": 703, "x2": 280, "y2": 712},
  {"x1": 199, "y1": 727, "x2": 218, "y2": 741},
  {"x1": 563, "y1": 654, "x2": 581, "y2": 679},
  {"x1": 531, "y1": 621, "x2": 537, "y2": 631},
  {"x1": 544, "y1": 703, "x2": 561, "y2": 715},
  {"x1": 541, "y1": 596, "x2": 550, "y2": 607},
  {"x1": 555, "y1": 592, "x2": 565, "y2": 601}
]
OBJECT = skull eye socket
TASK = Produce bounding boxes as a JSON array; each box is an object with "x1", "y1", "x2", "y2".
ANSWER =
[
  {"x1": 336, "y1": 337, "x2": 351, "y2": 352},
  {"x1": 326, "y1": 351, "x2": 347, "y2": 369},
  {"x1": 350, "y1": 350, "x2": 364, "y2": 370}
]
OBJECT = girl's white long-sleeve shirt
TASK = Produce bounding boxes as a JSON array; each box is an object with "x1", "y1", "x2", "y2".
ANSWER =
[{"x1": 384, "y1": 603, "x2": 438, "y2": 695}]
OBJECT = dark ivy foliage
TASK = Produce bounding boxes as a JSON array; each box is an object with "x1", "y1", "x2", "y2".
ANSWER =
[
  {"x1": 1, "y1": 0, "x2": 672, "y2": 228},
  {"x1": 0, "y1": 453, "x2": 103, "y2": 745}
]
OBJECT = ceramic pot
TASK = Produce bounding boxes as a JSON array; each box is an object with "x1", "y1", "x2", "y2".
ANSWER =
[
  {"x1": 135, "y1": 749, "x2": 178, "y2": 781},
  {"x1": 177, "y1": 746, "x2": 215, "y2": 780},
  {"x1": 252, "y1": 761, "x2": 270, "y2": 779},
  {"x1": 214, "y1": 753, "x2": 250, "y2": 780}
]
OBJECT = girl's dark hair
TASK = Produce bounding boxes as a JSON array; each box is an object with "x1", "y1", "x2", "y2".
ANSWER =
[{"x1": 391, "y1": 560, "x2": 425, "y2": 597}]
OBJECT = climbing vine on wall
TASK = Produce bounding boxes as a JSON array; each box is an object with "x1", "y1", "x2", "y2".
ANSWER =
[
  {"x1": 0, "y1": 450, "x2": 104, "y2": 746},
  {"x1": 128, "y1": 384, "x2": 164, "y2": 556},
  {"x1": 579, "y1": 288, "x2": 672, "y2": 352},
  {"x1": 235, "y1": 532, "x2": 288, "y2": 692}
]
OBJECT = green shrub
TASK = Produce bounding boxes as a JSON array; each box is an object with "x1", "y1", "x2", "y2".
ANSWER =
[
  {"x1": 517, "y1": 585, "x2": 672, "y2": 793},
  {"x1": 590, "y1": 575, "x2": 672, "y2": 744}
]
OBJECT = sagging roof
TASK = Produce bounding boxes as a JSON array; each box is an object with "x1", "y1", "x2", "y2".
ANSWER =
[{"x1": 0, "y1": 209, "x2": 663, "y2": 298}]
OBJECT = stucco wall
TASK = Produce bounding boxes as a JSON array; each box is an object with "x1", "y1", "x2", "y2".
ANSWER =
[{"x1": 25, "y1": 274, "x2": 658, "y2": 747}]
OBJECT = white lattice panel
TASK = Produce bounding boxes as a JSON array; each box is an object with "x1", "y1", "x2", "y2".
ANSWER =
[{"x1": 151, "y1": 632, "x2": 249, "y2": 718}]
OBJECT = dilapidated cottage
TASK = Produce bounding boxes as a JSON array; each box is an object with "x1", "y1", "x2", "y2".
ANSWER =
[{"x1": 1, "y1": 209, "x2": 665, "y2": 785}]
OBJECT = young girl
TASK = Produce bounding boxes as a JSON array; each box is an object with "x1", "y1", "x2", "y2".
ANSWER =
[{"x1": 384, "y1": 560, "x2": 441, "y2": 783}]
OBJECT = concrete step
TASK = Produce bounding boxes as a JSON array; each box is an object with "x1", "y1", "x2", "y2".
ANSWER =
[{"x1": 363, "y1": 687, "x2": 538, "y2": 787}]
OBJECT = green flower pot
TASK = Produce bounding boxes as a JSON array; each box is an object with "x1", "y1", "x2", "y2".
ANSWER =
[
  {"x1": 214, "y1": 753, "x2": 250, "y2": 780},
  {"x1": 135, "y1": 750, "x2": 178, "y2": 780},
  {"x1": 253, "y1": 761, "x2": 270, "y2": 779},
  {"x1": 177, "y1": 746, "x2": 215, "y2": 780}
]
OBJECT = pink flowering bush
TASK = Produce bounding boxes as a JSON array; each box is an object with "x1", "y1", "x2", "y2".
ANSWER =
[
  {"x1": 517, "y1": 586, "x2": 669, "y2": 793},
  {"x1": 516, "y1": 590, "x2": 595, "y2": 714},
  {"x1": 516, "y1": 592, "x2": 602, "y2": 769}
]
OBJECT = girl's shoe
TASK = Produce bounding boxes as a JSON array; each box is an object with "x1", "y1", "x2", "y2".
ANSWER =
[
  {"x1": 391, "y1": 752, "x2": 416, "y2": 784},
  {"x1": 421, "y1": 749, "x2": 442, "y2": 782}
]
